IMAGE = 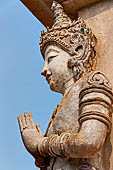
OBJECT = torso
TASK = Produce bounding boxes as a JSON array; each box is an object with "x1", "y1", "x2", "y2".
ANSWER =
[{"x1": 45, "y1": 73, "x2": 110, "y2": 170}]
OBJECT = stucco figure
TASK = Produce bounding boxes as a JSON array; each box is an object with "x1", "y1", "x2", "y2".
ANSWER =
[{"x1": 18, "y1": 1, "x2": 113, "y2": 170}]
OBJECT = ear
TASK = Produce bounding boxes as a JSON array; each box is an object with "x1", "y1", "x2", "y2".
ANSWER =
[
  {"x1": 67, "y1": 57, "x2": 84, "y2": 80},
  {"x1": 73, "y1": 62, "x2": 84, "y2": 80},
  {"x1": 67, "y1": 57, "x2": 77, "y2": 68}
]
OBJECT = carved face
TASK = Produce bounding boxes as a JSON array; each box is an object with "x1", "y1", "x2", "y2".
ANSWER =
[{"x1": 41, "y1": 44, "x2": 74, "y2": 94}]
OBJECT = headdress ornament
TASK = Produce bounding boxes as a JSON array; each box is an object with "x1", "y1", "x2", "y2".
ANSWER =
[{"x1": 40, "y1": 0, "x2": 96, "y2": 72}]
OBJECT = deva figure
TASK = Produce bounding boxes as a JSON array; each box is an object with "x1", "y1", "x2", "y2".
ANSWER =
[{"x1": 18, "y1": 1, "x2": 113, "y2": 170}]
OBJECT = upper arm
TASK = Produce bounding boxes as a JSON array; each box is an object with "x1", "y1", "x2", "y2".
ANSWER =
[
  {"x1": 79, "y1": 71, "x2": 113, "y2": 132},
  {"x1": 63, "y1": 71, "x2": 113, "y2": 158}
]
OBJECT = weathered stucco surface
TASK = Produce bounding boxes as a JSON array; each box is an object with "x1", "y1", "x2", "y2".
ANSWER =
[{"x1": 78, "y1": 1, "x2": 113, "y2": 169}]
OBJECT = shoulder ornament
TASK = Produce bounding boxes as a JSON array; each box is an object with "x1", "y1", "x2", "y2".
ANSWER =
[
  {"x1": 79, "y1": 70, "x2": 113, "y2": 130},
  {"x1": 88, "y1": 70, "x2": 112, "y2": 90}
]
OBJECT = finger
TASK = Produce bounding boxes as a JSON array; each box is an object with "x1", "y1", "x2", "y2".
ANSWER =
[
  {"x1": 21, "y1": 114, "x2": 27, "y2": 128},
  {"x1": 29, "y1": 112, "x2": 36, "y2": 129},
  {"x1": 18, "y1": 115, "x2": 23, "y2": 132},
  {"x1": 24, "y1": 112, "x2": 32, "y2": 129},
  {"x1": 18, "y1": 115, "x2": 27, "y2": 132},
  {"x1": 36, "y1": 124, "x2": 43, "y2": 136}
]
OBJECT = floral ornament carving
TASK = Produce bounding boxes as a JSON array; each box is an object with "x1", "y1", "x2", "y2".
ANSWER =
[{"x1": 88, "y1": 70, "x2": 112, "y2": 89}]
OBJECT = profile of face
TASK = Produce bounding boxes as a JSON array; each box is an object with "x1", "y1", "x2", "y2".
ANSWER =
[{"x1": 41, "y1": 44, "x2": 74, "y2": 94}]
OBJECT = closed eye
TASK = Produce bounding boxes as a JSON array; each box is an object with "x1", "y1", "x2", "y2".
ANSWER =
[{"x1": 48, "y1": 55, "x2": 58, "y2": 63}]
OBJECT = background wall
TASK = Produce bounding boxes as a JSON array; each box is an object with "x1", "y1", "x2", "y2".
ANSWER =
[
  {"x1": 78, "y1": 1, "x2": 113, "y2": 169},
  {"x1": 0, "y1": 1, "x2": 62, "y2": 170}
]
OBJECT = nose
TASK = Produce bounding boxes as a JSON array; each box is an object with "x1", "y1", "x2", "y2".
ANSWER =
[{"x1": 41, "y1": 63, "x2": 47, "y2": 76}]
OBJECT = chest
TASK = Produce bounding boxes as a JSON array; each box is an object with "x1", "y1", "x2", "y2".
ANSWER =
[{"x1": 45, "y1": 84, "x2": 81, "y2": 137}]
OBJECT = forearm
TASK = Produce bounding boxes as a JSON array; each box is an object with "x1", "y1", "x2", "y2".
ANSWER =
[
  {"x1": 59, "y1": 119, "x2": 107, "y2": 158},
  {"x1": 38, "y1": 119, "x2": 107, "y2": 158}
]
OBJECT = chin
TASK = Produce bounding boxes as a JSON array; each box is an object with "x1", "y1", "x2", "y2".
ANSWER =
[{"x1": 49, "y1": 81, "x2": 63, "y2": 94}]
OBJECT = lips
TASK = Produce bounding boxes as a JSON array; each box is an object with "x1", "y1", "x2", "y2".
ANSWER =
[{"x1": 46, "y1": 75, "x2": 51, "y2": 84}]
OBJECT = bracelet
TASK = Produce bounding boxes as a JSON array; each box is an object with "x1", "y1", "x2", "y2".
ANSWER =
[
  {"x1": 39, "y1": 133, "x2": 71, "y2": 158},
  {"x1": 38, "y1": 137, "x2": 49, "y2": 157},
  {"x1": 59, "y1": 132, "x2": 71, "y2": 157},
  {"x1": 48, "y1": 134, "x2": 60, "y2": 157}
]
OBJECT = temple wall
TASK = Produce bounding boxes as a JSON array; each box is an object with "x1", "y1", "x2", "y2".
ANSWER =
[{"x1": 78, "y1": 1, "x2": 113, "y2": 169}]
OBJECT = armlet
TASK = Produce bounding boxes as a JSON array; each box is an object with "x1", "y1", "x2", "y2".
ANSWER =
[{"x1": 79, "y1": 71, "x2": 113, "y2": 129}]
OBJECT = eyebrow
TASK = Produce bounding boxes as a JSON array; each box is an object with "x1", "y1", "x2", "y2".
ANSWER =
[{"x1": 46, "y1": 49, "x2": 60, "y2": 57}]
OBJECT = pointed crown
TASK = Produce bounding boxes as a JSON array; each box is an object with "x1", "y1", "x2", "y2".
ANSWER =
[{"x1": 40, "y1": 0, "x2": 96, "y2": 60}]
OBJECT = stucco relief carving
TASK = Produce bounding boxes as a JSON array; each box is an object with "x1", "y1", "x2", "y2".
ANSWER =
[
  {"x1": 18, "y1": 1, "x2": 113, "y2": 170},
  {"x1": 87, "y1": 71, "x2": 112, "y2": 89}
]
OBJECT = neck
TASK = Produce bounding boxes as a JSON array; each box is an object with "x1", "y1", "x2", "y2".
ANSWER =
[{"x1": 62, "y1": 76, "x2": 75, "y2": 95}]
